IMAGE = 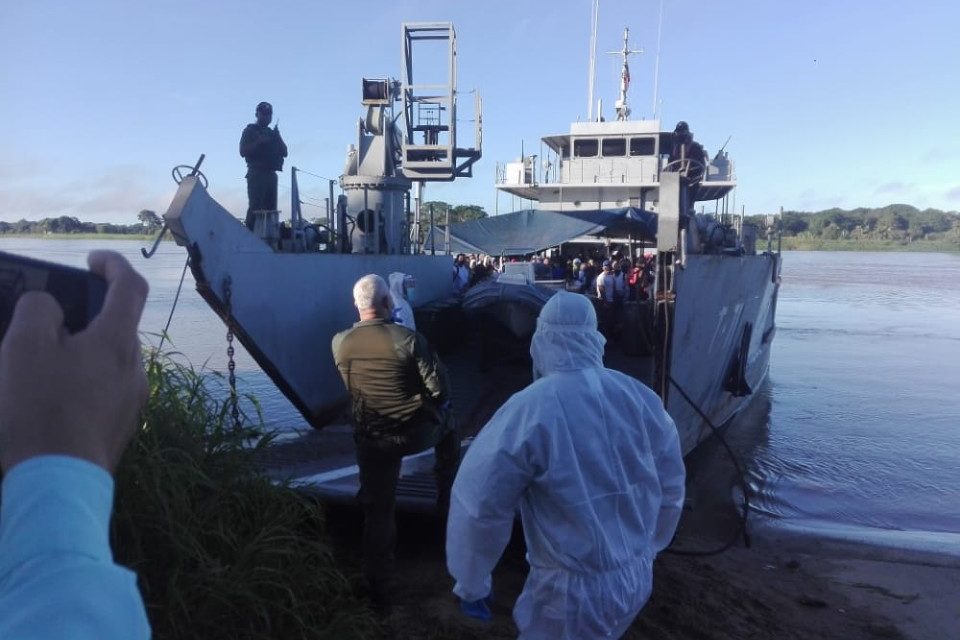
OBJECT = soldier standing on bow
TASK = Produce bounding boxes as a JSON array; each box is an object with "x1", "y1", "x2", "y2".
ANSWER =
[{"x1": 239, "y1": 101, "x2": 287, "y2": 230}]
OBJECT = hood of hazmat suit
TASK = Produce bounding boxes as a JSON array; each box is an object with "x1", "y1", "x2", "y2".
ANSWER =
[
  {"x1": 388, "y1": 272, "x2": 416, "y2": 331},
  {"x1": 447, "y1": 291, "x2": 685, "y2": 639}
]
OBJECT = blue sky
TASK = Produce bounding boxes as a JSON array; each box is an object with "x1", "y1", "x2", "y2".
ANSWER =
[{"x1": 2, "y1": 0, "x2": 958, "y2": 224}]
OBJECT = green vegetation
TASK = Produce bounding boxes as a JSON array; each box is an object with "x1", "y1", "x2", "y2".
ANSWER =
[
  {"x1": 422, "y1": 201, "x2": 488, "y2": 225},
  {"x1": 0, "y1": 210, "x2": 163, "y2": 237},
  {"x1": 5, "y1": 232, "x2": 157, "y2": 240},
  {"x1": 112, "y1": 350, "x2": 379, "y2": 639},
  {"x1": 409, "y1": 201, "x2": 488, "y2": 246},
  {"x1": 744, "y1": 204, "x2": 960, "y2": 251}
]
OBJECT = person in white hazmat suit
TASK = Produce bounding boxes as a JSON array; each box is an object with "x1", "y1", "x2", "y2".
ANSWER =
[
  {"x1": 387, "y1": 272, "x2": 416, "y2": 331},
  {"x1": 446, "y1": 291, "x2": 686, "y2": 638}
]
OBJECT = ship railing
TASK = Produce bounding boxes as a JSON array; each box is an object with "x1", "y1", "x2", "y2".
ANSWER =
[
  {"x1": 496, "y1": 154, "x2": 737, "y2": 187},
  {"x1": 500, "y1": 158, "x2": 739, "y2": 187},
  {"x1": 703, "y1": 157, "x2": 736, "y2": 183}
]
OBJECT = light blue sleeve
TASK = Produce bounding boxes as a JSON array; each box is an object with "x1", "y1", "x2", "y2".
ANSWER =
[{"x1": 0, "y1": 455, "x2": 151, "y2": 640}]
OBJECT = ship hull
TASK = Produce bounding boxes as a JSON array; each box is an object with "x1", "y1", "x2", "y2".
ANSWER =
[{"x1": 667, "y1": 252, "x2": 780, "y2": 454}]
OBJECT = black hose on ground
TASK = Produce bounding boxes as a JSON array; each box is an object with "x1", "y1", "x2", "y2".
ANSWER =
[{"x1": 664, "y1": 374, "x2": 752, "y2": 557}]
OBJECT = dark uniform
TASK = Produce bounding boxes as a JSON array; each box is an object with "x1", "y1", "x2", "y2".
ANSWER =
[
  {"x1": 331, "y1": 318, "x2": 459, "y2": 610},
  {"x1": 239, "y1": 106, "x2": 287, "y2": 230},
  {"x1": 667, "y1": 120, "x2": 707, "y2": 182}
]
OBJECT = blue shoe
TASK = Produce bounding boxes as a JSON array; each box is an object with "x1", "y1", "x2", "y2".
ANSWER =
[{"x1": 460, "y1": 597, "x2": 492, "y2": 621}]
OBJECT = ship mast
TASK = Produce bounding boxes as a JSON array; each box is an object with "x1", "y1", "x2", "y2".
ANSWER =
[
  {"x1": 608, "y1": 27, "x2": 642, "y2": 122},
  {"x1": 587, "y1": 0, "x2": 600, "y2": 121}
]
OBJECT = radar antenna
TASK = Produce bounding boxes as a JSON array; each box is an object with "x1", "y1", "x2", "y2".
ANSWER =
[{"x1": 607, "y1": 27, "x2": 642, "y2": 122}]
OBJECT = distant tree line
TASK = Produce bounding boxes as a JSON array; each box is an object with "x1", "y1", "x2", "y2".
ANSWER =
[
  {"x1": 421, "y1": 201, "x2": 487, "y2": 225},
  {"x1": 1, "y1": 205, "x2": 488, "y2": 237},
  {"x1": 409, "y1": 201, "x2": 487, "y2": 244},
  {"x1": 0, "y1": 210, "x2": 163, "y2": 236},
  {"x1": 744, "y1": 204, "x2": 960, "y2": 244},
  {"x1": 5, "y1": 204, "x2": 958, "y2": 248}
]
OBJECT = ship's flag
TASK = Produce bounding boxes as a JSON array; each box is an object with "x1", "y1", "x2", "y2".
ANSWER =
[{"x1": 622, "y1": 63, "x2": 631, "y2": 90}]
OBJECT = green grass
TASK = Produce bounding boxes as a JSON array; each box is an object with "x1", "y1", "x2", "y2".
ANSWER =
[{"x1": 111, "y1": 349, "x2": 380, "y2": 639}]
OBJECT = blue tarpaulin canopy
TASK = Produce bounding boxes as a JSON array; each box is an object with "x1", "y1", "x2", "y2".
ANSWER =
[{"x1": 426, "y1": 207, "x2": 657, "y2": 256}]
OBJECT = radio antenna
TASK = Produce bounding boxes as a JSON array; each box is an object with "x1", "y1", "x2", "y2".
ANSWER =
[
  {"x1": 587, "y1": 0, "x2": 600, "y2": 121},
  {"x1": 652, "y1": 0, "x2": 664, "y2": 118},
  {"x1": 608, "y1": 27, "x2": 642, "y2": 121}
]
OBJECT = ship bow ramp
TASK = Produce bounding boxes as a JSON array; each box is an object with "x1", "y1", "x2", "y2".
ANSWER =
[{"x1": 163, "y1": 176, "x2": 455, "y2": 428}]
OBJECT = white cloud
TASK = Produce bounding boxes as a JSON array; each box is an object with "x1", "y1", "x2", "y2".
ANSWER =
[
  {"x1": 0, "y1": 165, "x2": 173, "y2": 223},
  {"x1": 874, "y1": 181, "x2": 911, "y2": 196},
  {"x1": 796, "y1": 189, "x2": 846, "y2": 211},
  {"x1": 921, "y1": 146, "x2": 960, "y2": 164},
  {"x1": 0, "y1": 156, "x2": 45, "y2": 181}
]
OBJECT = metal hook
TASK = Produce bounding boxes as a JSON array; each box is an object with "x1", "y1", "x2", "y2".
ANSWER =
[{"x1": 141, "y1": 223, "x2": 168, "y2": 259}]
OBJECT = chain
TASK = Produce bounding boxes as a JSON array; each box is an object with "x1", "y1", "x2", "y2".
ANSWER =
[{"x1": 222, "y1": 277, "x2": 241, "y2": 431}]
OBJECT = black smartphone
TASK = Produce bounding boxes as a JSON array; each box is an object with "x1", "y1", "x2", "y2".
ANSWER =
[{"x1": 0, "y1": 251, "x2": 108, "y2": 342}]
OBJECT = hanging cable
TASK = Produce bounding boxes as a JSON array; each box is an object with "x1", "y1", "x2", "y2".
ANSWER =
[
  {"x1": 664, "y1": 374, "x2": 752, "y2": 557},
  {"x1": 294, "y1": 167, "x2": 337, "y2": 182},
  {"x1": 299, "y1": 196, "x2": 328, "y2": 208},
  {"x1": 156, "y1": 256, "x2": 190, "y2": 353}
]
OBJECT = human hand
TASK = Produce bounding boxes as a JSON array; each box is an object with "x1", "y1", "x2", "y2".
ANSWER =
[
  {"x1": 0, "y1": 250, "x2": 149, "y2": 475},
  {"x1": 459, "y1": 596, "x2": 492, "y2": 621}
]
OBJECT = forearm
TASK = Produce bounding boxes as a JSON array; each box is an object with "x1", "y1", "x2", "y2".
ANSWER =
[
  {"x1": 413, "y1": 334, "x2": 449, "y2": 402},
  {"x1": 653, "y1": 499, "x2": 683, "y2": 552},
  {"x1": 239, "y1": 130, "x2": 255, "y2": 157},
  {"x1": 653, "y1": 425, "x2": 686, "y2": 552},
  {"x1": 446, "y1": 492, "x2": 512, "y2": 601},
  {"x1": 239, "y1": 130, "x2": 271, "y2": 158},
  {"x1": 446, "y1": 424, "x2": 532, "y2": 602},
  {"x1": 0, "y1": 456, "x2": 150, "y2": 639}
]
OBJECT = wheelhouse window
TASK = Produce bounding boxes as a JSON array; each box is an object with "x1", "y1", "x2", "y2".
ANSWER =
[
  {"x1": 630, "y1": 137, "x2": 656, "y2": 156},
  {"x1": 601, "y1": 138, "x2": 626, "y2": 157},
  {"x1": 573, "y1": 138, "x2": 599, "y2": 158},
  {"x1": 557, "y1": 140, "x2": 571, "y2": 159}
]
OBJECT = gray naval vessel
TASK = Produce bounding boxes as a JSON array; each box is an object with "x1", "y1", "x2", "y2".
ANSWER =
[
  {"x1": 458, "y1": 26, "x2": 783, "y2": 457},
  {"x1": 149, "y1": 22, "x2": 781, "y2": 510}
]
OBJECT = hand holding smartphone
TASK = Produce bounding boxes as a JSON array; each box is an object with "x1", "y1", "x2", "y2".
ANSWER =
[
  {"x1": 0, "y1": 250, "x2": 149, "y2": 474},
  {"x1": 0, "y1": 251, "x2": 108, "y2": 342}
]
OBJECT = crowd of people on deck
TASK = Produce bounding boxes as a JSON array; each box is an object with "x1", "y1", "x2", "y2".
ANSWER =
[
  {"x1": 452, "y1": 250, "x2": 657, "y2": 300},
  {"x1": 451, "y1": 250, "x2": 658, "y2": 341}
]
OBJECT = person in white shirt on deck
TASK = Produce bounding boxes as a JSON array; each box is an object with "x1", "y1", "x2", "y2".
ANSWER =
[
  {"x1": 596, "y1": 259, "x2": 616, "y2": 302},
  {"x1": 388, "y1": 271, "x2": 417, "y2": 331}
]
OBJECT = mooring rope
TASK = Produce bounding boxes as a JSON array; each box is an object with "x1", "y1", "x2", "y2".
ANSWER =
[
  {"x1": 156, "y1": 255, "x2": 190, "y2": 353},
  {"x1": 664, "y1": 375, "x2": 752, "y2": 557}
]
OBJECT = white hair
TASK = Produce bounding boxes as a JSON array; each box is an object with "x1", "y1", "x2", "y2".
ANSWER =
[{"x1": 353, "y1": 274, "x2": 389, "y2": 310}]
